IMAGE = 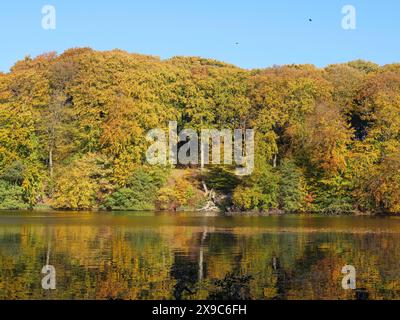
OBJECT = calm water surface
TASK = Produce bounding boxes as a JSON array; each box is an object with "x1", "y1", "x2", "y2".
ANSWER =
[{"x1": 0, "y1": 211, "x2": 400, "y2": 300}]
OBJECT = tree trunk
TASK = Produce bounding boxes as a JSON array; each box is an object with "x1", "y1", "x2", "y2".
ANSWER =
[
  {"x1": 49, "y1": 147, "x2": 53, "y2": 178},
  {"x1": 273, "y1": 154, "x2": 277, "y2": 168},
  {"x1": 201, "y1": 180, "x2": 208, "y2": 195}
]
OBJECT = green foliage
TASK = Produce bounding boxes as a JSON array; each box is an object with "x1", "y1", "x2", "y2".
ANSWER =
[
  {"x1": 0, "y1": 180, "x2": 29, "y2": 210},
  {"x1": 105, "y1": 167, "x2": 168, "y2": 210},
  {"x1": 203, "y1": 167, "x2": 239, "y2": 194},
  {"x1": 278, "y1": 160, "x2": 308, "y2": 212},
  {"x1": 232, "y1": 186, "x2": 264, "y2": 211},
  {"x1": 312, "y1": 175, "x2": 354, "y2": 214},
  {"x1": 0, "y1": 161, "x2": 25, "y2": 184},
  {"x1": 233, "y1": 164, "x2": 279, "y2": 211},
  {"x1": 105, "y1": 188, "x2": 153, "y2": 210}
]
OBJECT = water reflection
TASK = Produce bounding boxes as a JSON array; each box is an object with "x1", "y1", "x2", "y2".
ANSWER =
[{"x1": 0, "y1": 212, "x2": 400, "y2": 300}]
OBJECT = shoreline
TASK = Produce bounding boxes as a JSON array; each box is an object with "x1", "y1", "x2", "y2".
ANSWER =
[{"x1": 0, "y1": 207, "x2": 396, "y2": 217}]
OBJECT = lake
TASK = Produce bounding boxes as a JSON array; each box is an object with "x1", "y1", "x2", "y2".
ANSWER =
[{"x1": 0, "y1": 211, "x2": 400, "y2": 300}]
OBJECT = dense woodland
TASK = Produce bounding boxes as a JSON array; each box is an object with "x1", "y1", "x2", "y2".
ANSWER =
[{"x1": 0, "y1": 48, "x2": 399, "y2": 213}]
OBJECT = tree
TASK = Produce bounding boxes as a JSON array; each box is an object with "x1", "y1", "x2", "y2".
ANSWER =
[{"x1": 278, "y1": 160, "x2": 308, "y2": 212}]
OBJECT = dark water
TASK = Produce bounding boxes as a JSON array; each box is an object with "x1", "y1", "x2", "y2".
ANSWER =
[{"x1": 1, "y1": 211, "x2": 400, "y2": 300}]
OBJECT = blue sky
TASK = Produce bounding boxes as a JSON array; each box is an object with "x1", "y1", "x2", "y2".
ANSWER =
[{"x1": 1, "y1": 0, "x2": 399, "y2": 72}]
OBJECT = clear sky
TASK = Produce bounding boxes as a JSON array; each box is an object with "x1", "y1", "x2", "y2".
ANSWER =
[{"x1": 1, "y1": 0, "x2": 399, "y2": 72}]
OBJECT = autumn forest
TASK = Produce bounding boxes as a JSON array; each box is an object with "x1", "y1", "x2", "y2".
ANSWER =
[{"x1": 1, "y1": 48, "x2": 400, "y2": 214}]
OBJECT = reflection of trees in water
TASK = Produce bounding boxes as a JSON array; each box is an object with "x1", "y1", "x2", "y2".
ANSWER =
[
  {"x1": 271, "y1": 256, "x2": 287, "y2": 300},
  {"x1": 208, "y1": 272, "x2": 253, "y2": 300},
  {"x1": 168, "y1": 230, "x2": 400, "y2": 300},
  {"x1": 198, "y1": 229, "x2": 207, "y2": 282},
  {"x1": 171, "y1": 253, "x2": 197, "y2": 300},
  {"x1": 279, "y1": 244, "x2": 328, "y2": 299},
  {"x1": 43, "y1": 226, "x2": 53, "y2": 298},
  {"x1": 171, "y1": 228, "x2": 211, "y2": 299},
  {"x1": 1, "y1": 224, "x2": 400, "y2": 299},
  {"x1": 170, "y1": 229, "x2": 257, "y2": 300}
]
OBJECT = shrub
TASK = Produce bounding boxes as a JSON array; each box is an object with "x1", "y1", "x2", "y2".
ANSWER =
[
  {"x1": 313, "y1": 175, "x2": 354, "y2": 214},
  {"x1": 51, "y1": 154, "x2": 104, "y2": 210},
  {"x1": 203, "y1": 167, "x2": 239, "y2": 194},
  {"x1": 105, "y1": 167, "x2": 167, "y2": 210},
  {"x1": 232, "y1": 186, "x2": 263, "y2": 211},
  {"x1": 232, "y1": 164, "x2": 279, "y2": 211},
  {"x1": 0, "y1": 180, "x2": 29, "y2": 210},
  {"x1": 278, "y1": 160, "x2": 308, "y2": 212},
  {"x1": 156, "y1": 174, "x2": 197, "y2": 211}
]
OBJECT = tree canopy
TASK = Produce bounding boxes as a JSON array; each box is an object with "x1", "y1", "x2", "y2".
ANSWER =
[{"x1": 0, "y1": 48, "x2": 399, "y2": 213}]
